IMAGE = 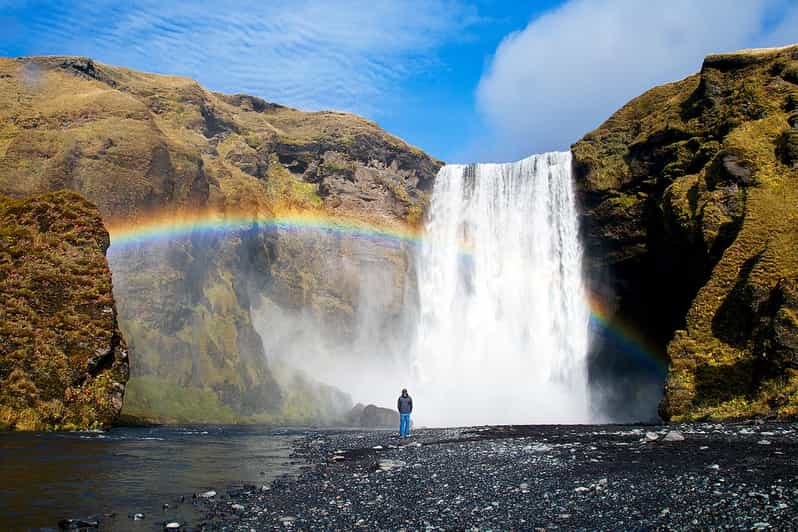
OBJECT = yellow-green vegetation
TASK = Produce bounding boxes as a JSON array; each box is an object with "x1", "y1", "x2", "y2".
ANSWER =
[
  {"x1": 0, "y1": 56, "x2": 441, "y2": 423},
  {"x1": 121, "y1": 376, "x2": 240, "y2": 424},
  {"x1": 0, "y1": 190, "x2": 128, "y2": 430},
  {"x1": 573, "y1": 45, "x2": 798, "y2": 421}
]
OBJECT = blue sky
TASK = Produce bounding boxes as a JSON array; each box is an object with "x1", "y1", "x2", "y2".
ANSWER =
[{"x1": 2, "y1": 0, "x2": 797, "y2": 162}]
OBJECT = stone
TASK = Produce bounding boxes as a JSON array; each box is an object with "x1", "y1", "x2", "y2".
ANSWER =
[
  {"x1": 59, "y1": 518, "x2": 99, "y2": 529},
  {"x1": 164, "y1": 523, "x2": 181, "y2": 530},
  {"x1": 663, "y1": 431, "x2": 686, "y2": 442},
  {"x1": 197, "y1": 490, "x2": 217, "y2": 498},
  {"x1": 645, "y1": 432, "x2": 659, "y2": 442},
  {"x1": 377, "y1": 459, "x2": 406, "y2": 472},
  {"x1": 357, "y1": 405, "x2": 400, "y2": 429}
]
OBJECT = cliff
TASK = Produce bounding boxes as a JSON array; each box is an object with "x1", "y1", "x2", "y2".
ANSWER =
[
  {"x1": 0, "y1": 190, "x2": 128, "y2": 430},
  {"x1": 573, "y1": 45, "x2": 798, "y2": 421},
  {"x1": 0, "y1": 56, "x2": 441, "y2": 423}
]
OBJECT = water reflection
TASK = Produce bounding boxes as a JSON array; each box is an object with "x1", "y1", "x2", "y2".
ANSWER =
[{"x1": 0, "y1": 425, "x2": 299, "y2": 530}]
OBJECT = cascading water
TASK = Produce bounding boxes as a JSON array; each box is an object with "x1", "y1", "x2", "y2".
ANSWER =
[{"x1": 411, "y1": 151, "x2": 591, "y2": 426}]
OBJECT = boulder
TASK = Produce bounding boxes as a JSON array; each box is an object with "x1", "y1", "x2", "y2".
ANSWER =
[{"x1": 345, "y1": 403, "x2": 399, "y2": 428}]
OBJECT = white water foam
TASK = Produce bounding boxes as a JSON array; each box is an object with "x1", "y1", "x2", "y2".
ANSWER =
[{"x1": 410, "y1": 151, "x2": 591, "y2": 426}]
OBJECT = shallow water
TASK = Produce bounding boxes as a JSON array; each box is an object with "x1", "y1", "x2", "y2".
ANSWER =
[{"x1": 0, "y1": 425, "x2": 300, "y2": 530}]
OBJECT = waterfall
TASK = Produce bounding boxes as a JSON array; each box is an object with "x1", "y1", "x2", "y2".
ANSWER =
[{"x1": 411, "y1": 151, "x2": 591, "y2": 426}]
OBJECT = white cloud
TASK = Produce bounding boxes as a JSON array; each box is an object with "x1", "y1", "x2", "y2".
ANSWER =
[
  {"x1": 18, "y1": 0, "x2": 474, "y2": 116},
  {"x1": 476, "y1": 0, "x2": 798, "y2": 162}
]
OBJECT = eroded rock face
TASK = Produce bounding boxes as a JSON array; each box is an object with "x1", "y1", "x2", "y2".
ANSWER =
[
  {"x1": 573, "y1": 45, "x2": 798, "y2": 420},
  {"x1": 0, "y1": 191, "x2": 128, "y2": 430},
  {"x1": 0, "y1": 56, "x2": 440, "y2": 423}
]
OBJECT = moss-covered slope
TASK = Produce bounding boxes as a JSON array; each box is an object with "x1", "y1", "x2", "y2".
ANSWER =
[
  {"x1": 0, "y1": 56, "x2": 440, "y2": 423},
  {"x1": 0, "y1": 190, "x2": 128, "y2": 430},
  {"x1": 573, "y1": 45, "x2": 798, "y2": 421}
]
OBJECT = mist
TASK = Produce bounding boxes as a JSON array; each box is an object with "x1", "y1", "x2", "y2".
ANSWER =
[{"x1": 248, "y1": 152, "x2": 600, "y2": 428}]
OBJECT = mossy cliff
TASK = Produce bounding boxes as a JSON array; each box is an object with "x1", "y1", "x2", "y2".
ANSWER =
[
  {"x1": 0, "y1": 56, "x2": 440, "y2": 423},
  {"x1": 0, "y1": 191, "x2": 128, "y2": 430},
  {"x1": 573, "y1": 45, "x2": 798, "y2": 421}
]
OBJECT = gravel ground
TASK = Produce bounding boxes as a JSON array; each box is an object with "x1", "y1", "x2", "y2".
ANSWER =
[{"x1": 195, "y1": 422, "x2": 798, "y2": 530}]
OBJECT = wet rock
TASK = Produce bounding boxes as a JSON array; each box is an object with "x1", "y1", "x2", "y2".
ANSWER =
[
  {"x1": 197, "y1": 490, "x2": 217, "y2": 498},
  {"x1": 129, "y1": 513, "x2": 145, "y2": 520},
  {"x1": 164, "y1": 522, "x2": 181, "y2": 530},
  {"x1": 645, "y1": 432, "x2": 659, "y2": 442},
  {"x1": 58, "y1": 518, "x2": 99, "y2": 529},
  {"x1": 232, "y1": 504, "x2": 245, "y2": 511}
]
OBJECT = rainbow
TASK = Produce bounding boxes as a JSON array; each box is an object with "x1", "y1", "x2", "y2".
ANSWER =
[
  {"x1": 106, "y1": 208, "x2": 666, "y2": 372},
  {"x1": 587, "y1": 292, "x2": 668, "y2": 373},
  {"x1": 107, "y1": 208, "x2": 424, "y2": 251}
]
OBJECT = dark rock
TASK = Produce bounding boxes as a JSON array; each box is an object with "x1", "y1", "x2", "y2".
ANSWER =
[
  {"x1": 58, "y1": 518, "x2": 99, "y2": 529},
  {"x1": 350, "y1": 404, "x2": 399, "y2": 429},
  {"x1": 777, "y1": 129, "x2": 798, "y2": 167},
  {"x1": 707, "y1": 150, "x2": 754, "y2": 188}
]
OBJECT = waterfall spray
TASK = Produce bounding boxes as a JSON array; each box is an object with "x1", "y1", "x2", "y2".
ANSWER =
[{"x1": 411, "y1": 151, "x2": 591, "y2": 426}]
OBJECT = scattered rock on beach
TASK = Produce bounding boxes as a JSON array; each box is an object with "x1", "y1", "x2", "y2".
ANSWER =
[
  {"x1": 377, "y1": 459, "x2": 406, "y2": 472},
  {"x1": 663, "y1": 431, "x2": 685, "y2": 442},
  {"x1": 58, "y1": 518, "x2": 99, "y2": 529}
]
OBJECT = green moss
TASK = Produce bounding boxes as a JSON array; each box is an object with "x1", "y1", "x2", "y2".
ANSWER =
[
  {"x1": 574, "y1": 45, "x2": 798, "y2": 421},
  {"x1": 122, "y1": 376, "x2": 239, "y2": 424},
  {"x1": 0, "y1": 191, "x2": 127, "y2": 431}
]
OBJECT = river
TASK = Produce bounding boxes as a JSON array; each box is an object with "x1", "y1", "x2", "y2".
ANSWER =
[{"x1": 0, "y1": 425, "x2": 300, "y2": 530}]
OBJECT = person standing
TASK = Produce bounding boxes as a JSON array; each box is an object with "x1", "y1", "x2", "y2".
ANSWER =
[{"x1": 397, "y1": 388, "x2": 413, "y2": 437}]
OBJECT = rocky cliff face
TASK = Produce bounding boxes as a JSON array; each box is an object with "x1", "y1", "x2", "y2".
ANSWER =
[
  {"x1": 0, "y1": 190, "x2": 128, "y2": 430},
  {"x1": 0, "y1": 56, "x2": 440, "y2": 423},
  {"x1": 573, "y1": 45, "x2": 798, "y2": 421}
]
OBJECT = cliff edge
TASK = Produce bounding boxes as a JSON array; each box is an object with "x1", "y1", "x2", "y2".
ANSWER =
[
  {"x1": 0, "y1": 190, "x2": 128, "y2": 430},
  {"x1": 573, "y1": 45, "x2": 798, "y2": 421}
]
